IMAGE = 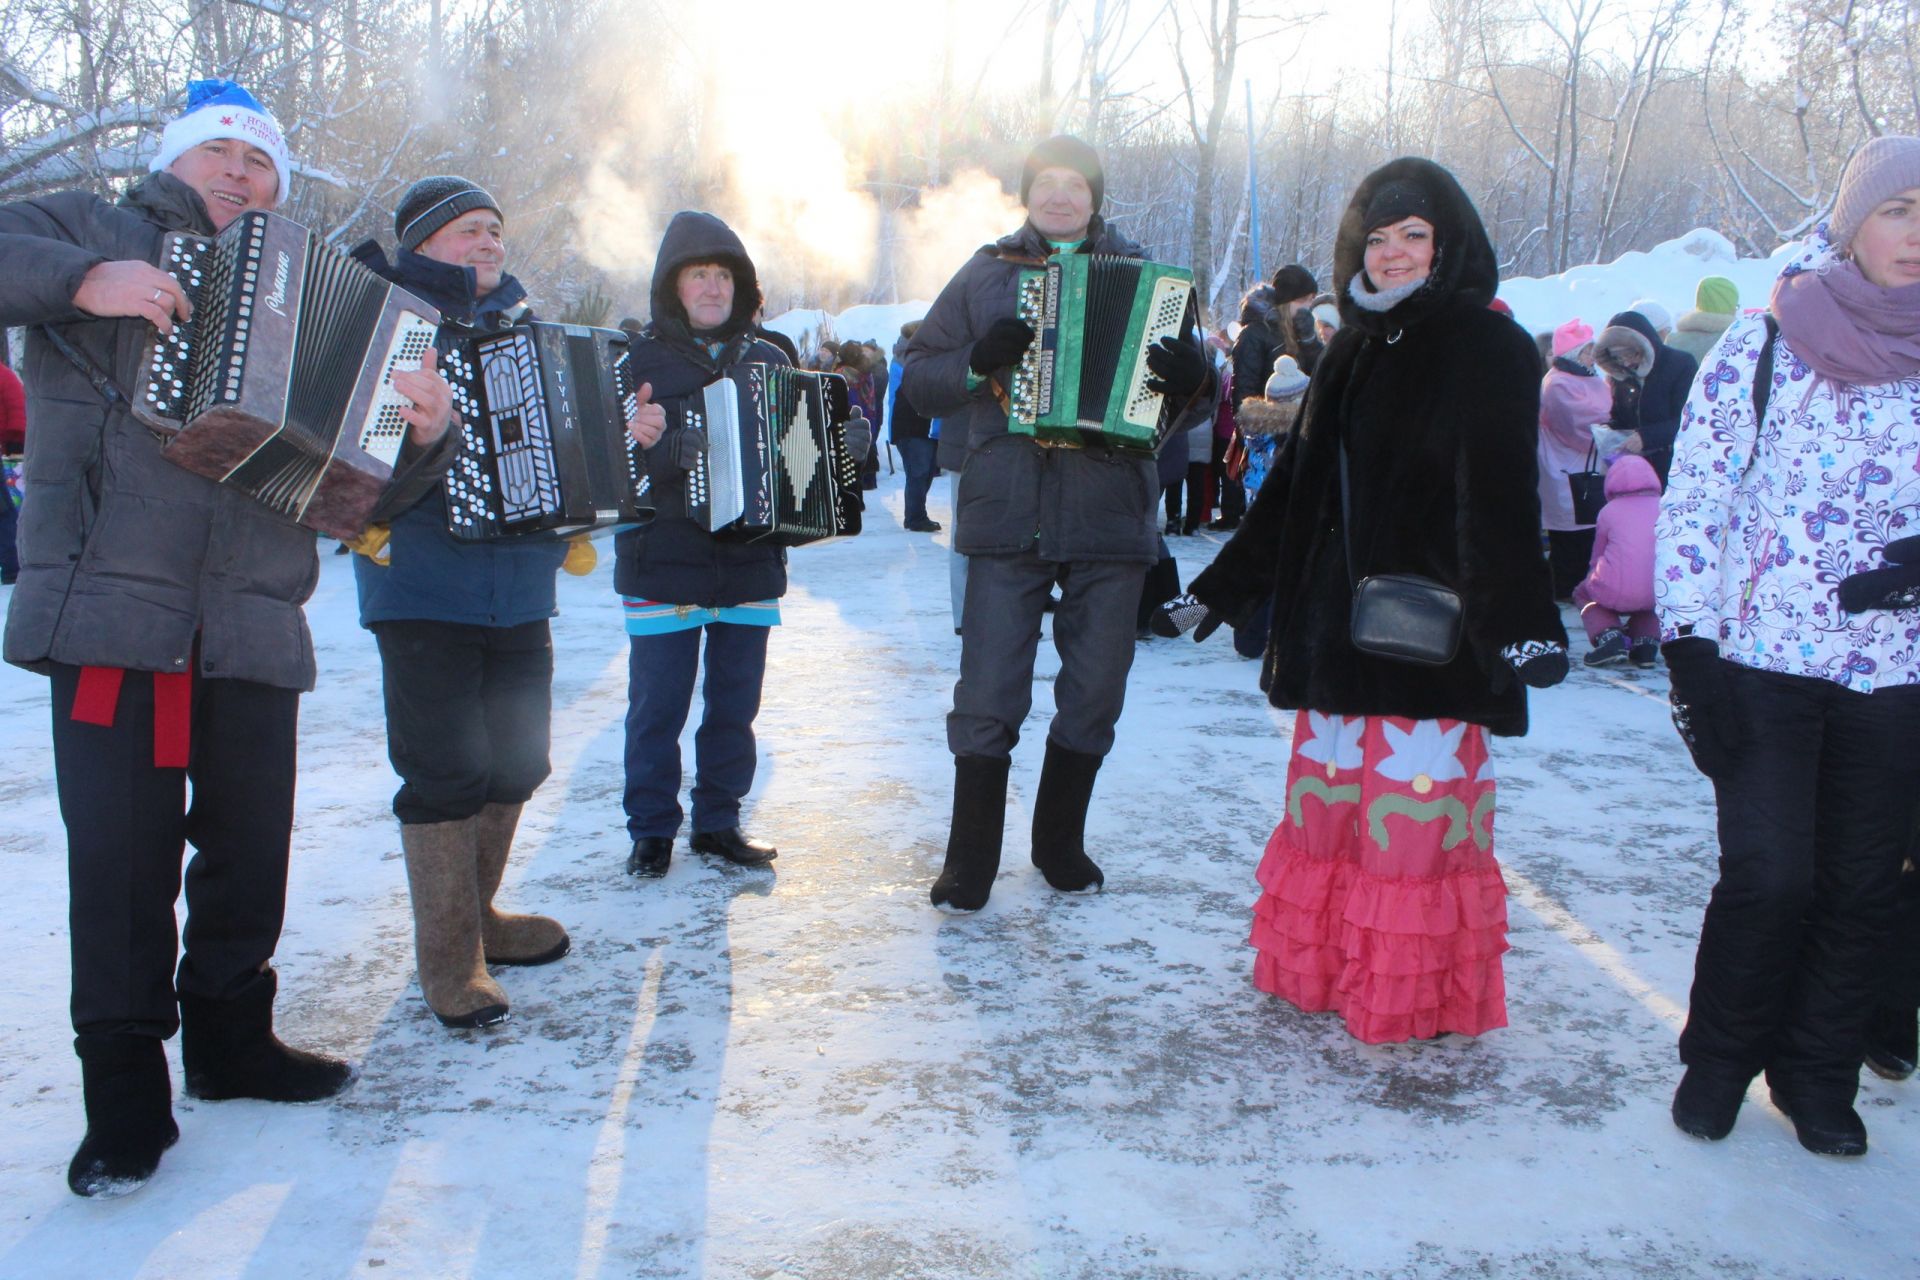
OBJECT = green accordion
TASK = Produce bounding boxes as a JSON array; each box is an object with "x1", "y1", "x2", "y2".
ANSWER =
[{"x1": 1008, "y1": 253, "x2": 1199, "y2": 454}]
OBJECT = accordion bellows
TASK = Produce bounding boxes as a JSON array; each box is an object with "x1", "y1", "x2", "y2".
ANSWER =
[
  {"x1": 1009, "y1": 253, "x2": 1198, "y2": 454},
  {"x1": 135, "y1": 210, "x2": 442, "y2": 539},
  {"x1": 661, "y1": 364, "x2": 861, "y2": 547}
]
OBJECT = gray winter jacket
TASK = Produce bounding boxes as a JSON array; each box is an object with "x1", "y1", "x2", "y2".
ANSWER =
[
  {"x1": 902, "y1": 218, "x2": 1215, "y2": 566},
  {"x1": 0, "y1": 173, "x2": 456, "y2": 690}
]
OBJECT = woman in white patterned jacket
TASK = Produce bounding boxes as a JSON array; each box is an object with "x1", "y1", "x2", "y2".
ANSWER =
[{"x1": 1654, "y1": 135, "x2": 1920, "y2": 1159}]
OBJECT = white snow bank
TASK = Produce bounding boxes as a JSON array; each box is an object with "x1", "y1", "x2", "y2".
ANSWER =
[
  {"x1": 1498, "y1": 228, "x2": 1799, "y2": 336},
  {"x1": 764, "y1": 301, "x2": 933, "y2": 356}
]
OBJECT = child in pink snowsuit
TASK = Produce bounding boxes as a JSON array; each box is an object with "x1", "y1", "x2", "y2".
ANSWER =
[{"x1": 1573, "y1": 452, "x2": 1662, "y2": 668}]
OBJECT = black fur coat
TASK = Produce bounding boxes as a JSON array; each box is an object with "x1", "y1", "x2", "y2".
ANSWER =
[{"x1": 1192, "y1": 158, "x2": 1564, "y2": 737}]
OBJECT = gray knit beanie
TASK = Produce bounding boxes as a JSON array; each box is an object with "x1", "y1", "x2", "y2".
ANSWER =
[
  {"x1": 396, "y1": 175, "x2": 502, "y2": 252},
  {"x1": 1829, "y1": 135, "x2": 1920, "y2": 251}
]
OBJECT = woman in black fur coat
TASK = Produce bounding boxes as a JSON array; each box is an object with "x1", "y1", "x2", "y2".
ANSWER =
[{"x1": 1189, "y1": 158, "x2": 1568, "y2": 1044}]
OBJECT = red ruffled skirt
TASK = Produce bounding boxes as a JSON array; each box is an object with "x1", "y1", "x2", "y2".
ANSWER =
[{"x1": 1250, "y1": 710, "x2": 1509, "y2": 1043}]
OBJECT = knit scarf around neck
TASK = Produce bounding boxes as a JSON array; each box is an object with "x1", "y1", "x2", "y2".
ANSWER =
[{"x1": 1770, "y1": 259, "x2": 1920, "y2": 387}]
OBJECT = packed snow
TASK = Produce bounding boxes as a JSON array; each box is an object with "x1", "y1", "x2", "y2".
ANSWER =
[
  {"x1": 0, "y1": 227, "x2": 1903, "y2": 1278},
  {"x1": 0, "y1": 464, "x2": 1912, "y2": 1279}
]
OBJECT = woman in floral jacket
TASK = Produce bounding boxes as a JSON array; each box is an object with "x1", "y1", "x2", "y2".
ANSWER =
[{"x1": 1655, "y1": 135, "x2": 1920, "y2": 1158}]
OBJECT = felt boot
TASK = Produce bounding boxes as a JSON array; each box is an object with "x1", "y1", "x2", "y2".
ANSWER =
[
  {"x1": 67, "y1": 1034, "x2": 178, "y2": 1198},
  {"x1": 473, "y1": 802, "x2": 570, "y2": 966},
  {"x1": 930, "y1": 755, "x2": 1011, "y2": 912},
  {"x1": 400, "y1": 818, "x2": 510, "y2": 1028},
  {"x1": 1670, "y1": 1065, "x2": 1746, "y2": 1141},
  {"x1": 180, "y1": 967, "x2": 354, "y2": 1102},
  {"x1": 1030, "y1": 740, "x2": 1106, "y2": 894}
]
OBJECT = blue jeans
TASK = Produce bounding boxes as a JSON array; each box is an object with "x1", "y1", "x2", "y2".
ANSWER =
[
  {"x1": 897, "y1": 436, "x2": 936, "y2": 525},
  {"x1": 623, "y1": 623, "x2": 770, "y2": 839}
]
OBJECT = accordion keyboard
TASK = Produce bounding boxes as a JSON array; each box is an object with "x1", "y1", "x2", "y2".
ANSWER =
[
  {"x1": 354, "y1": 317, "x2": 442, "y2": 468},
  {"x1": 1122, "y1": 275, "x2": 1201, "y2": 429},
  {"x1": 143, "y1": 218, "x2": 261, "y2": 422}
]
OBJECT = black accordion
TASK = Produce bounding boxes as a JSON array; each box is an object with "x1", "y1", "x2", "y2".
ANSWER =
[
  {"x1": 437, "y1": 322, "x2": 654, "y2": 541},
  {"x1": 659, "y1": 364, "x2": 860, "y2": 546},
  {"x1": 133, "y1": 210, "x2": 442, "y2": 538}
]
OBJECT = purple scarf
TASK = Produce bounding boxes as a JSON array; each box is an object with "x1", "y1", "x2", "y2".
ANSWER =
[{"x1": 1770, "y1": 259, "x2": 1920, "y2": 387}]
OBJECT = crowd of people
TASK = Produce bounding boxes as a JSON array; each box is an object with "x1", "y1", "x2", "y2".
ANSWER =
[{"x1": 1, "y1": 74, "x2": 1917, "y2": 1204}]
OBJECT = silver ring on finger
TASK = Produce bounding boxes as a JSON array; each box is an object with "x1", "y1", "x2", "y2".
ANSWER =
[{"x1": 152, "y1": 288, "x2": 166, "y2": 303}]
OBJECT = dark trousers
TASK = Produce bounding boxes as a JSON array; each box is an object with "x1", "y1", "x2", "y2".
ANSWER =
[
  {"x1": 1681, "y1": 664, "x2": 1920, "y2": 1099},
  {"x1": 898, "y1": 436, "x2": 936, "y2": 525},
  {"x1": 372, "y1": 619, "x2": 554, "y2": 825},
  {"x1": 949, "y1": 550, "x2": 1146, "y2": 760},
  {"x1": 50, "y1": 662, "x2": 299, "y2": 1038},
  {"x1": 1184, "y1": 462, "x2": 1210, "y2": 531},
  {"x1": 1212, "y1": 434, "x2": 1244, "y2": 524},
  {"x1": 1546, "y1": 529, "x2": 1595, "y2": 600},
  {"x1": 0, "y1": 476, "x2": 18, "y2": 579},
  {"x1": 624, "y1": 622, "x2": 770, "y2": 838}
]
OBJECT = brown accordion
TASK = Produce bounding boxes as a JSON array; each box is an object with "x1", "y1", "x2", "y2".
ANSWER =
[{"x1": 132, "y1": 210, "x2": 441, "y2": 539}]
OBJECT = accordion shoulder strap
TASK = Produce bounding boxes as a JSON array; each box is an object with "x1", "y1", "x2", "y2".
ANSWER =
[{"x1": 36, "y1": 323, "x2": 133, "y2": 409}]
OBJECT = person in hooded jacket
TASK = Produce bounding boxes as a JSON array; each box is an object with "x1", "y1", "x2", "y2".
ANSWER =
[
  {"x1": 1184, "y1": 157, "x2": 1568, "y2": 1044},
  {"x1": 902, "y1": 134, "x2": 1217, "y2": 912},
  {"x1": 1603, "y1": 308, "x2": 1697, "y2": 484},
  {"x1": 349, "y1": 177, "x2": 663, "y2": 1030},
  {"x1": 1537, "y1": 318, "x2": 1616, "y2": 599},
  {"x1": 0, "y1": 81, "x2": 459, "y2": 1197},
  {"x1": 1571, "y1": 453, "x2": 1662, "y2": 668},
  {"x1": 1657, "y1": 135, "x2": 1920, "y2": 1158},
  {"x1": 619, "y1": 212, "x2": 793, "y2": 880}
]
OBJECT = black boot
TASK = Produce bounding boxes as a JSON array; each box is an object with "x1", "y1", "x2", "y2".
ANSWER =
[
  {"x1": 1864, "y1": 1004, "x2": 1919, "y2": 1081},
  {"x1": 1768, "y1": 1087, "x2": 1868, "y2": 1157},
  {"x1": 68, "y1": 1034, "x2": 179, "y2": 1198},
  {"x1": 179, "y1": 968, "x2": 355, "y2": 1103},
  {"x1": 1670, "y1": 1065, "x2": 1747, "y2": 1141},
  {"x1": 931, "y1": 755, "x2": 1011, "y2": 912},
  {"x1": 1030, "y1": 739, "x2": 1106, "y2": 894}
]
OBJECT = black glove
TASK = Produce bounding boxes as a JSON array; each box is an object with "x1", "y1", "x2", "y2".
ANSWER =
[
  {"x1": 1662, "y1": 635, "x2": 1743, "y2": 780},
  {"x1": 1838, "y1": 535, "x2": 1920, "y2": 612},
  {"x1": 969, "y1": 318, "x2": 1035, "y2": 376},
  {"x1": 1501, "y1": 640, "x2": 1569, "y2": 689},
  {"x1": 1151, "y1": 592, "x2": 1223, "y2": 641},
  {"x1": 1144, "y1": 335, "x2": 1208, "y2": 400}
]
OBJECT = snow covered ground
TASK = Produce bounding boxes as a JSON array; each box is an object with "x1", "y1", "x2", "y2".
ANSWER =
[{"x1": 0, "y1": 470, "x2": 1913, "y2": 1280}]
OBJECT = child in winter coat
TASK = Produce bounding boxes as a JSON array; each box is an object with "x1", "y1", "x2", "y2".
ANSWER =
[
  {"x1": 1536, "y1": 318, "x2": 1616, "y2": 598},
  {"x1": 1572, "y1": 453, "x2": 1662, "y2": 667}
]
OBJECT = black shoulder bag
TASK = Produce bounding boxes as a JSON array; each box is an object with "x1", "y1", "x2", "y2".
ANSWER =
[{"x1": 1340, "y1": 439, "x2": 1464, "y2": 666}]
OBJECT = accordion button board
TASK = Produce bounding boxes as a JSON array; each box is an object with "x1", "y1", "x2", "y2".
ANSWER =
[
  {"x1": 439, "y1": 322, "x2": 655, "y2": 541},
  {"x1": 658, "y1": 363, "x2": 861, "y2": 547},
  {"x1": 1007, "y1": 253, "x2": 1198, "y2": 455},
  {"x1": 133, "y1": 210, "x2": 444, "y2": 539}
]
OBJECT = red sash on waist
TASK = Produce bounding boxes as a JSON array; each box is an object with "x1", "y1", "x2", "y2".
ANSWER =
[{"x1": 70, "y1": 665, "x2": 192, "y2": 768}]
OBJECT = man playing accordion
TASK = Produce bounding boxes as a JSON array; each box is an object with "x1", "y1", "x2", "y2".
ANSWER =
[
  {"x1": 349, "y1": 177, "x2": 666, "y2": 1030},
  {"x1": 0, "y1": 81, "x2": 460, "y2": 1197},
  {"x1": 903, "y1": 135, "x2": 1217, "y2": 912}
]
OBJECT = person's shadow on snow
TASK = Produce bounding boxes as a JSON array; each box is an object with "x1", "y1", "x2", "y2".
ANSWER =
[{"x1": 0, "y1": 856, "x2": 776, "y2": 1280}]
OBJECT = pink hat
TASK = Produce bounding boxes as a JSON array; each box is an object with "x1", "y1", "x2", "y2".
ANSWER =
[{"x1": 1552, "y1": 318, "x2": 1594, "y2": 359}]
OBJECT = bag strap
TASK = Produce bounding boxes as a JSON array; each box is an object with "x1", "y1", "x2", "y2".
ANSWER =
[{"x1": 1752, "y1": 314, "x2": 1780, "y2": 427}]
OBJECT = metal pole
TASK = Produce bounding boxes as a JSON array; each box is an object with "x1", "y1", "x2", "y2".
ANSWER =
[{"x1": 1245, "y1": 79, "x2": 1261, "y2": 287}]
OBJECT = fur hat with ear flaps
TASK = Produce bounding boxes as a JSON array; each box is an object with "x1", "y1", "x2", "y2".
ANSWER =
[{"x1": 1333, "y1": 157, "x2": 1499, "y2": 337}]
